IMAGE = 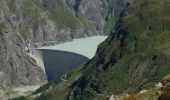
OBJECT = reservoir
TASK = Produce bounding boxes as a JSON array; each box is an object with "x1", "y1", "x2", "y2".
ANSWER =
[{"x1": 37, "y1": 36, "x2": 107, "y2": 80}]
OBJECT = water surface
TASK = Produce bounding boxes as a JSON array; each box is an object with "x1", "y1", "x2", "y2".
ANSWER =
[{"x1": 40, "y1": 36, "x2": 107, "y2": 58}]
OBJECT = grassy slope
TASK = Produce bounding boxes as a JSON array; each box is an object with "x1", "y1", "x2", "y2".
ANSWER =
[
  {"x1": 103, "y1": 0, "x2": 117, "y2": 34},
  {"x1": 69, "y1": 0, "x2": 170, "y2": 99},
  {"x1": 43, "y1": 1, "x2": 82, "y2": 29},
  {"x1": 33, "y1": 65, "x2": 85, "y2": 100},
  {"x1": 10, "y1": 65, "x2": 84, "y2": 100},
  {"x1": 10, "y1": 0, "x2": 81, "y2": 29}
]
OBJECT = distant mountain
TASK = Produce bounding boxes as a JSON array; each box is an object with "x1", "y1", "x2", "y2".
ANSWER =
[{"x1": 19, "y1": 0, "x2": 170, "y2": 100}]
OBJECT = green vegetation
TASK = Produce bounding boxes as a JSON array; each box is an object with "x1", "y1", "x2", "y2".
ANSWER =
[
  {"x1": 19, "y1": 0, "x2": 46, "y2": 39},
  {"x1": 66, "y1": 0, "x2": 170, "y2": 99},
  {"x1": 29, "y1": 0, "x2": 46, "y2": 10},
  {"x1": 104, "y1": 0, "x2": 117, "y2": 34},
  {"x1": 11, "y1": 0, "x2": 170, "y2": 99},
  {"x1": 34, "y1": 65, "x2": 83, "y2": 100},
  {"x1": 11, "y1": 65, "x2": 84, "y2": 100},
  {"x1": 8, "y1": 0, "x2": 81, "y2": 30},
  {"x1": 47, "y1": 2, "x2": 81, "y2": 29},
  {"x1": 29, "y1": 0, "x2": 170, "y2": 99},
  {"x1": 104, "y1": 15, "x2": 116, "y2": 34},
  {"x1": 0, "y1": 22, "x2": 6, "y2": 31},
  {"x1": 10, "y1": 96, "x2": 29, "y2": 100},
  {"x1": 22, "y1": 0, "x2": 41, "y2": 19}
]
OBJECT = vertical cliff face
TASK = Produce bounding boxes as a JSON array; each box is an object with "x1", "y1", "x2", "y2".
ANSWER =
[
  {"x1": 0, "y1": 0, "x2": 47, "y2": 92},
  {"x1": 0, "y1": 0, "x2": 119, "y2": 94},
  {"x1": 36, "y1": 0, "x2": 117, "y2": 38},
  {"x1": 65, "y1": 0, "x2": 110, "y2": 35}
]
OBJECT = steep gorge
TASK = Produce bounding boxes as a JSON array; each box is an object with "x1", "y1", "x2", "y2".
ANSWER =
[
  {"x1": 0, "y1": 0, "x2": 117, "y2": 95},
  {"x1": 2, "y1": 0, "x2": 170, "y2": 100},
  {"x1": 26, "y1": 0, "x2": 170, "y2": 100}
]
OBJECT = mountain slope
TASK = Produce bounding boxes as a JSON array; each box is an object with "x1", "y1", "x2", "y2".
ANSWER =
[
  {"x1": 68, "y1": 0, "x2": 170, "y2": 99},
  {"x1": 25, "y1": 0, "x2": 170, "y2": 100}
]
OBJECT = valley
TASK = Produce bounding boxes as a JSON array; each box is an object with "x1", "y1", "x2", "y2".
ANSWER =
[{"x1": 1, "y1": 0, "x2": 170, "y2": 100}]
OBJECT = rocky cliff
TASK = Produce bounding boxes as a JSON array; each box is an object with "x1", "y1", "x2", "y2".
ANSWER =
[
  {"x1": 0, "y1": 0, "x2": 48, "y2": 93},
  {"x1": 0, "y1": 0, "x2": 117, "y2": 94}
]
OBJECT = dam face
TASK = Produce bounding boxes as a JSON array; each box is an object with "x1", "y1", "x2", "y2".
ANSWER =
[
  {"x1": 30, "y1": 36, "x2": 107, "y2": 81},
  {"x1": 41, "y1": 50, "x2": 89, "y2": 80}
]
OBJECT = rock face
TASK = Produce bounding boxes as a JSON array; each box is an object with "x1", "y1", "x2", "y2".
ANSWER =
[
  {"x1": 159, "y1": 75, "x2": 170, "y2": 100},
  {"x1": 65, "y1": 0, "x2": 109, "y2": 35},
  {"x1": 0, "y1": 0, "x2": 118, "y2": 93},
  {"x1": 0, "y1": 0, "x2": 47, "y2": 91}
]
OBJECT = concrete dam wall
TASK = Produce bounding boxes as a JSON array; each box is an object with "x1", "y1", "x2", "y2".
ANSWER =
[
  {"x1": 29, "y1": 49, "x2": 89, "y2": 80},
  {"x1": 29, "y1": 36, "x2": 107, "y2": 80},
  {"x1": 41, "y1": 49, "x2": 89, "y2": 80}
]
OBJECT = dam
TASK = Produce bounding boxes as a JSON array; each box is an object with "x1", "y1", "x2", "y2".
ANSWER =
[{"x1": 30, "y1": 36, "x2": 107, "y2": 80}]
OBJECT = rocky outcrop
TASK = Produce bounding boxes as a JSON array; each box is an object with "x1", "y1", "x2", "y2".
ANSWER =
[{"x1": 159, "y1": 75, "x2": 170, "y2": 100}]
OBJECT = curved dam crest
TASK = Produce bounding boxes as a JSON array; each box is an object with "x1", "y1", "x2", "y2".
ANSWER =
[{"x1": 30, "y1": 36, "x2": 107, "y2": 80}]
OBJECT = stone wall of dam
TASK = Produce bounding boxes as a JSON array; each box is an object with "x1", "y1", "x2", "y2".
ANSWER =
[
  {"x1": 29, "y1": 36, "x2": 107, "y2": 80},
  {"x1": 29, "y1": 49, "x2": 89, "y2": 80}
]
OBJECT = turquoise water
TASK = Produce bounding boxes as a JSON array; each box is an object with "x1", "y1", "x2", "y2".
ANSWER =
[{"x1": 40, "y1": 36, "x2": 107, "y2": 58}]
